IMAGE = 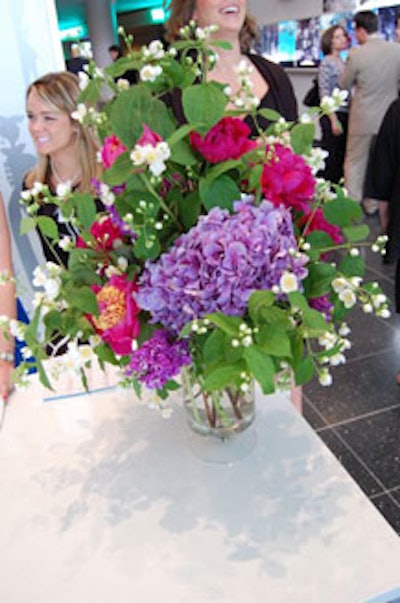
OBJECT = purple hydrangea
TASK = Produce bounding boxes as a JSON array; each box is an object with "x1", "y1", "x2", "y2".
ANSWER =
[
  {"x1": 126, "y1": 330, "x2": 191, "y2": 389},
  {"x1": 309, "y1": 295, "x2": 333, "y2": 321},
  {"x1": 137, "y1": 200, "x2": 308, "y2": 332}
]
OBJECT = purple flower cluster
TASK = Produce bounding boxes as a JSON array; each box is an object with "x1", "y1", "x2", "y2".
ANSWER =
[
  {"x1": 309, "y1": 295, "x2": 333, "y2": 321},
  {"x1": 137, "y1": 200, "x2": 308, "y2": 332},
  {"x1": 126, "y1": 330, "x2": 191, "y2": 389}
]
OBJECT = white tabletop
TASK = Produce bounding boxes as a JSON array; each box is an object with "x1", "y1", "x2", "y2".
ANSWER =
[{"x1": 1, "y1": 372, "x2": 399, "y2": 603}]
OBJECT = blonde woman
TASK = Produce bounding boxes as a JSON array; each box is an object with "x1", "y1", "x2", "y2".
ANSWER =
[
  {"x1": 25, "y1": 71, "x2": 102, "y2": 266},
  {"x1": 0, "y1": 192, "x2": 16, "y2": 401}
]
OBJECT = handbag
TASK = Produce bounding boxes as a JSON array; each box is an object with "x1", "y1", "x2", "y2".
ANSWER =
[{"x1": 303, "y1": 77, "x2": 320, "y2": 107}]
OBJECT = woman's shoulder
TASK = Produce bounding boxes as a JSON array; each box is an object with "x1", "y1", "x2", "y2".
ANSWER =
[{"x1": 247, "y1": 53, "x2": 287, "y2": 78}]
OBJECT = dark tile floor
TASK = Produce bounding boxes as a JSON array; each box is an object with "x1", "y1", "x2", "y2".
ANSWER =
[{"x1": 303, "y1": 212, "x2": 400, "y2": 536}]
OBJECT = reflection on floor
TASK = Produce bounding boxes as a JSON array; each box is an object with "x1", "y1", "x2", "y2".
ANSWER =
[{"x1": 303, "y1": 212, "x2": 400, "y2": 536}]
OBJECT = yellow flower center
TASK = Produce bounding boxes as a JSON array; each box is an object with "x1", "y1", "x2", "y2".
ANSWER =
[{"x1": 93, "y1": 285, "x2": 126, "y2": 330}]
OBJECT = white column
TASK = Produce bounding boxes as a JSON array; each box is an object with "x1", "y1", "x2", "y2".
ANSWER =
[
  {"x1": 0, "y1": 0, "x2": 65, "y2": 314},
  {"x1": 85, "y1": 0, "x2": 118, "y2": 68}
]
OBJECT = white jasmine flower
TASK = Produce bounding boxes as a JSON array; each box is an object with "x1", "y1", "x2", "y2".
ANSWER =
[
  {"x1": 319, "y1": 370, "x2": 333, "y2": 387},
  {"x1": 56, "y1": 182, "x2": 72, "y2": 198},
  {"x1": 71, "y1": 103, "x2": 87, "y2": 123},
  {"x1": 299, "y1": 113, "x2": 312, "y2": 124},
  {"x1": 280, "y1": 272, "x2": 298, "y2": 293},
  {"x1": 350, "y1": 248, "x2": 360, "y2": 257},
  {"x1": 338, "y1": 323, "x2": 351, "y2": 337},
  {"x1": 58, "y1": 236, "x2": 74, "y2": 252},
  {"x1": 139, "y1": 64, "x2": 163, "y2": 82},
  {"x1": 99, "y1": 183, "x2": 115, "y2": 207},
  {"x1": 116, "y1": 78, "x2": 130, "y2": 90},
  {"x1": 338, "y1": 289, "x2": 357, "y2": 309},
  {"x1": 78, "y1": 71, "x2": 89, "y2": 90}
]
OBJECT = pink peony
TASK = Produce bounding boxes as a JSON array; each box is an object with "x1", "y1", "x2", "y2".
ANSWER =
[
  {"x1": 89, "y1": 274, "x2": 140, "y2": 355},
  {"x1": 260, "y1": 143, "x2": 315, "y2": 212},
  {"x1": 77, "y1": 216, "x2": 125, "y2": 252},
  {"x1": 190, "y1": 117, "x2": 257, "y2": 163},
  {"x1": 101, "y1": 135, "x2": 128, "y2": 168},
  {"x1": 137, "y1": 124, "x2": 163, "y2": 146},
  {"x1": 299, "y1": 208, "x2": 343, "y2": 244}
]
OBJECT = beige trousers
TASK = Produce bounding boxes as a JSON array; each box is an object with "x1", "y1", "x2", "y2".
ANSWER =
[{"x1": 343, "y1": 133, "x2": 374, "y2": 203}]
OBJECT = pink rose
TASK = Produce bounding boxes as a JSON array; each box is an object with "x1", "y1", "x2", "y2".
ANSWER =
[
  {"x1": 190, "y1": 117, "x2": 257, "y2": 163},
  {"x1": 137, "y1": 124, "x2": 163, "y2": 146},
  {"x1": 261, "y1": 143, "x2": 315, "y2": 212},
  {"x1": 298, "y1": 208, "x2": 343, "y2": 244},
  {"x1": 90, "y1": 274, "x2": 140, "y2": 355},
  {"x1": 101, "y1": 135, "x2": 128, "y2": 168},
  {"x1": 76, "y1": 216, "x2": 125, "y2": 252}
]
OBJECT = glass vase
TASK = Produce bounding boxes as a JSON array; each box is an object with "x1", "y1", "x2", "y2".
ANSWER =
[{"x1": 181, "y1": 367, "x2": 256, "y2": 463}]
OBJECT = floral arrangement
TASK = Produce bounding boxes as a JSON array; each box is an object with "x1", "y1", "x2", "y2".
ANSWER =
[{"x1": 13, "y1": 25, "x2": 389, "y2": 410}]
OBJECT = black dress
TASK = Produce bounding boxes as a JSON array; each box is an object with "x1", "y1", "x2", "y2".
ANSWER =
[
  {"x1": 364, "y1": 98, "x2": 400, "y2": 309},
  {"x1": 163, "y1": 53, "x2": 298, "y2": 137}
]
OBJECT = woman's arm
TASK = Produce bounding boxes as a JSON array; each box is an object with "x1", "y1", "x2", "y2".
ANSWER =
[{"x1": 0, "y1": 192, "x2": 16, "y2": 401}]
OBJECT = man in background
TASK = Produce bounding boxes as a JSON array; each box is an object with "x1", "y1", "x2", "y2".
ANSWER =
[
  {"x1": 339, "y1": 10, "x2": 400, "y2": 215},
  {"x1": 108, "y1": 44, "x2": 138, "y2": 85}
]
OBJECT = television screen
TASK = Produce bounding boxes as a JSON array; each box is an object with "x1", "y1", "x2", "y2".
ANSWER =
[
  {"x1": 278, "y1": 20, "x2": 297, "y2": 64},
  {"x1": 379, "y1": 6, "x2": 398, "y2": 41},
  {"x1": 254, "y1": 23, "x2": 280, "y2": 62},
  {"x1": 295, "y1": 17, "x2": 320, "y2": 66}
]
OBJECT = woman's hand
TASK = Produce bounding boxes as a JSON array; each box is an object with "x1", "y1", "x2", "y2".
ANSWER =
[
  {"x1": 0, "y1": 359, "x2": 14, "y2": 402},
  {"x1": 329, "y1": 113, "x2": 342, "y2": 136}
]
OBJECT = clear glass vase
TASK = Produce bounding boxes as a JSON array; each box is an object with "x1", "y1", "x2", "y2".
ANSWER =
[{"x1": 181, "y1": 368, "x2": 256, "y2": 463}]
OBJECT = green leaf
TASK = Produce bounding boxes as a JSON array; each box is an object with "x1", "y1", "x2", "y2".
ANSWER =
[
  {"x1": 206, "y1": 313, "x2": 242, "y2": 336},
  {"x1": 170, "y1": 139, "x2": 198, "y2": 166},
  {"x1": 342, "y1": 224, "x2": 370, "y2": 242},
  {"x1": 104, "y1": 152, "x2": 133, "y2": 187},
  {"x1": 248, "y1": 290, "x2": 275, "y2": 322},
  {"x1": 322, "y1": 196, "x2": 362, "y2": 227},
  {"x1": 303, "y1": 262, "x2": 337, "y2": 298},
  {"x1": 339, "y1": 253, "x2": 365, "y2": 277},
  {"x1": 203, "y1": 329, "x2": 226, "y2": 364},
  {"x1": 20, "y1": 216, "x2": 36, "y2": 235},
  {"x1": 176, "y1": 190, "x2": 201, "y2": 229},
  {"x1": 256, "y1": 325, "x2": 292, "y2": 357},
  {"x1": 36, "y1": 216, "x2": 59, "y2": 240},
  {"x1": 111, "y1": 86, "x2": 175, "y2": 147},
  {"x1": 290, "y1": 123, "x2": 315, "y2": 155},
  {"x1": 243, "y1": 346, "x2": 276, "y2": 394},
  {"x1": 206, "y1": 159, "x2": 242, "y2": 181},
  {"x1": 293, "y1": 356, "x2": 315, "y2": 385},
  {"x1": 182, "y1": 83, "x2": 227, "y2": 130},
  {"x1": 257, "y1": 108, "x2": 282, "y2": 123},
  {"x1": 199, "y1": 174, "x2": 241, "y2": 211},
  {"x1": 65, "y1": 285, "x2": 99, "y2": 315},
  {"x1": 74, "y1": 194, "x2": 97, "y2": 230},
  {"x1": 202, "y1": 365, "x2": 241, "y2": 391}
]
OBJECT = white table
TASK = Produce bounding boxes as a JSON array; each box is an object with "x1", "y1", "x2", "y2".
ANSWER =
[{"x1": 1, "y1": 372, "x2": 399, "y2": 603}]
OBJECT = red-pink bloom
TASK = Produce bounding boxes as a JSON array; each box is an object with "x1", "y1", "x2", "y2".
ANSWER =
[
  {"x1": 89, "y1": 274, "x2": 140, "y2": 356},
  {"x1": 76, "y1": 216, "x2": 125, "y2": 251},
  {"x1": 261, "y1": 143, "x2": 315, "y2": 212},
  {"x1": 190, "y1": 117, "x2": 257, "y2": 163},
  {"x1": 299, "y1": 208, "x2": 343, "y2": 244},
  {"x1": 137, "y1": 124, "x2": 163, "y2": 146},
  {"x1": 101, "y1": 135, "x2": 127, "y2": 168}
]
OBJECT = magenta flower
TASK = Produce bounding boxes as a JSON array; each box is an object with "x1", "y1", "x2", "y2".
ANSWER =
[
  {"x1": 100, "y1": 134, "x2": 128, "y2": 168},
  {"x1": 190, "y1": 117, "x2": 257, "y2": 163},
  {"x1": 137, "y1": 123, "x2": 163, "y2": 146},
  {"x1": 261, "y1": 143, "x2": 315, "y2": 212}
]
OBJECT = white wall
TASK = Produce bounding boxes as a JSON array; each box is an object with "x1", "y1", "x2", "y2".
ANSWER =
[
  {"x1": 0, "y1": 0, "x2": 65, "y2": 313},
  {"x1": 249, "y1": 0, "x2": 323, "y2": 22}
]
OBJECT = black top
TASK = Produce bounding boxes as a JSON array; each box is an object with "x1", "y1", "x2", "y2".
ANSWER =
[
  {"x1": 163, "y1": 53, "x2": 298, "y2": 137},
  {"x1": 364, "y1": 98, "x2": 400, "y2": 262}
]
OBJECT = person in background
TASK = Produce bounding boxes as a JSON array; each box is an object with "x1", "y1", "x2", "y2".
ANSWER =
[
  {"x1": 339, "y1": 10, "x2": 400, "y2": 215},
  {"x1": 364, "y1": 96, "x2": 400, "y2": 382},
  {"x1": 163, "y1": 0, "x2": 298, "y2": 137},
  {"x1": 0, "y1": 191, "x2": 16, "y2": 401},
  {"x1": 108, "y1": 44, "x2": 138, "y2": 85},
  {"x1": 66, "y1": 44, "x2": 89, "y2": 75},
  {"x1": 395, "y1": 12, "x2": 400, "y2": 42},
  {"x1": 318, "y1": 25, "x2": 349, "y2": 184},
  {"x1": 24, "y1": 71, "x2": 102, "y2": 267}
]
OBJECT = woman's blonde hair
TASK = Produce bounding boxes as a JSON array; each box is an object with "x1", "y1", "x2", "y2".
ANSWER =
[
  {"x1": 25, "y1": 71, "x2": 102, "y2": 193},
  {"x1": 163, "y1": 0, "x2": 259, "y2": 53}
]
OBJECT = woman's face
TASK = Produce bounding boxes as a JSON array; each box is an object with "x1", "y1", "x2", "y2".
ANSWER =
[
  {"x1": 331, "y1": 28, "x2": 348, "y2": 52},
  {"x1": 193, "y1": 0, "x2": 246, "y2": 36},
  {"x1": 26, "y1": 88, "x2": 77, "y2": 157}
]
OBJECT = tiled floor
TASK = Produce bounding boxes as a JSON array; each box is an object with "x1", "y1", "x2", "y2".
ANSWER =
[{"x1": 303, "y1": 211, "x2": 400, "y2": 536}]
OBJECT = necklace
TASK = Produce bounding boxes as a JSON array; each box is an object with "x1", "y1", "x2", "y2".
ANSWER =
[{"x1": 50, "y1": 159, "x2": 81, "y2": 186}]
